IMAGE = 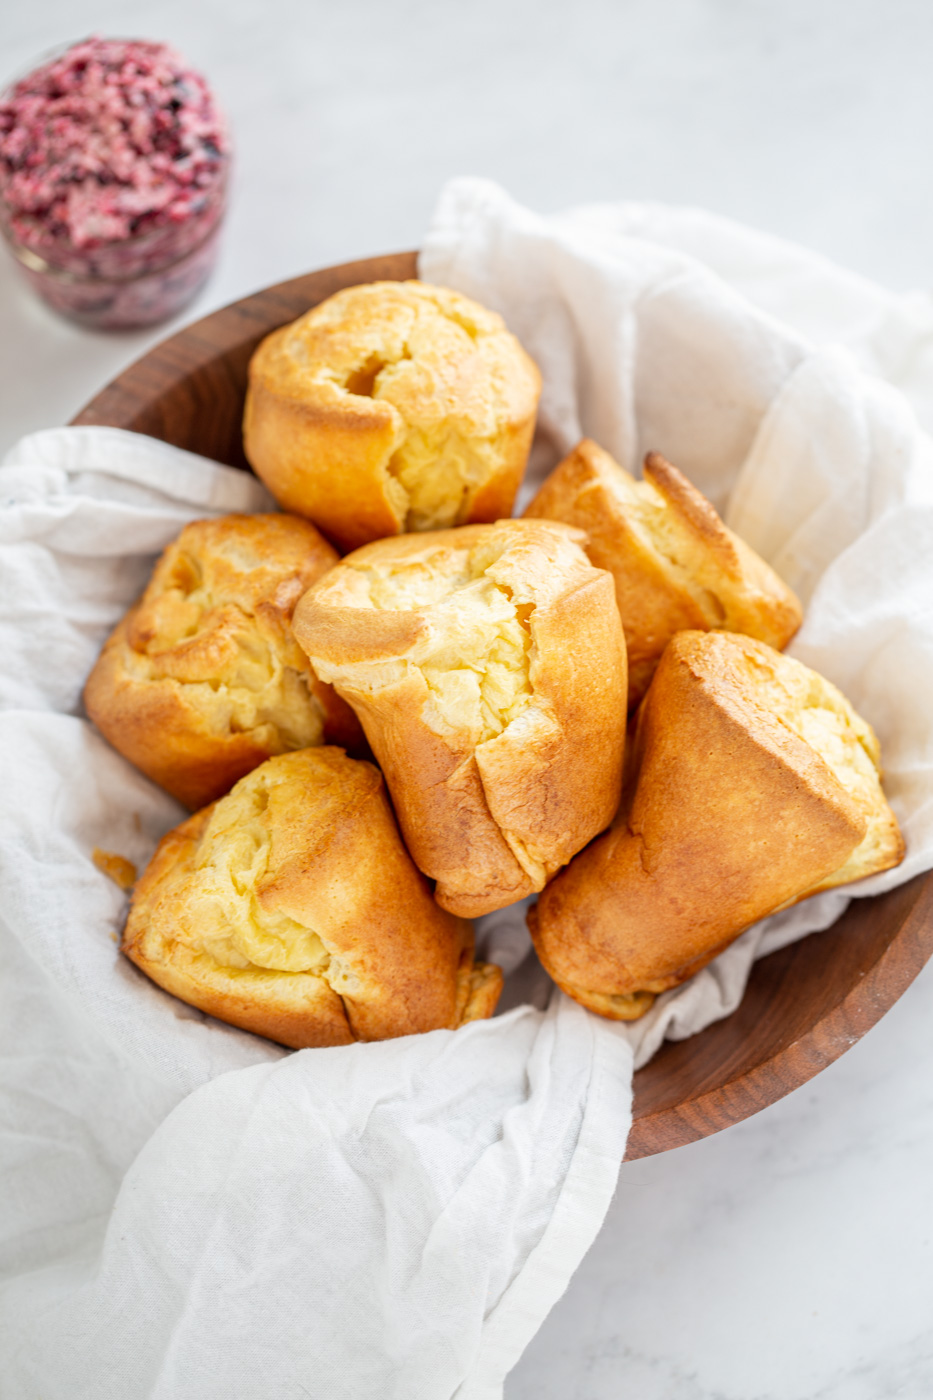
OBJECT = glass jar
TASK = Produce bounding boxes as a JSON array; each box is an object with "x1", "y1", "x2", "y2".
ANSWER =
[{"x1": 0, "y1": 37, "x2": 230, "y2": 330}]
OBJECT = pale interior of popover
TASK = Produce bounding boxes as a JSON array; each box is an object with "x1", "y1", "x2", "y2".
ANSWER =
[
  {"x1": 179, "y1": 764, "x2": 336, "y2": 982},
  {"x1": 603, "y1": 458, "x2": 733, "y2": 625},
  {"x1": 126, "y1": 545, "x2": 325, "y2": 749},
  {"x1": 322, "y1": 292, "x2": 514, "y2": 533},
  {"x1": 386, "y1": 421, "x2": 505, "y2": 534},
  {"x1": 736, "y1": 643, "x2": 900, "y2": 888},
  {"x1": 332, "y1": 539, "x2": 534, "y2": 746}
]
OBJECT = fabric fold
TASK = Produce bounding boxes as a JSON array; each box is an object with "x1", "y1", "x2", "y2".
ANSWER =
[{"x1": 2, "y1": 996, "x2": 633, "y2": 1400}]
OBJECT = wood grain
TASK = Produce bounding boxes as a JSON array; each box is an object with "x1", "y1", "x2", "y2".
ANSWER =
[{"x1": 73, "y1": 252, "x2": 933, "y2": 1161}]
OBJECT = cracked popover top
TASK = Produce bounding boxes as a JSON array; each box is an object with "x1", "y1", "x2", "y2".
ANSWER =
[{"x1": 243, "y1": 281, "x2": 541, "y2": 551}]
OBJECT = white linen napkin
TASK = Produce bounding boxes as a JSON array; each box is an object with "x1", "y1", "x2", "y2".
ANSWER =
[{"x1": 1, "y1": 180, "x2": 932, "y2": 1398}]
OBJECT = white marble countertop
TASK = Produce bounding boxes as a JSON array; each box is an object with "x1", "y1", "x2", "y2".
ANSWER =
[{"x1": 3, "y1": 2, "x2": 933, "y2": 1395}]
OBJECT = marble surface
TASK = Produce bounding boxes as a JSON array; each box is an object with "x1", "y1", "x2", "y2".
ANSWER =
[{"x1": 2, "y1": 2, "x2": 933, "y2": 1395}]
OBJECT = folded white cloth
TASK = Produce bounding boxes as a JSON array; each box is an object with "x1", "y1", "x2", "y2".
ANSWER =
[{"x1": 1, "y1": 181, "x2": 932, "y2": 1398}]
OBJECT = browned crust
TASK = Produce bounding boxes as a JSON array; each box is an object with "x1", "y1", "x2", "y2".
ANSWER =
[
  {"x1": 524, "y1": 440, "x2": 802, "y2": 707},
  {"x1": 123, "y1": 748, "x2": 497, "y2": 1047},
  {"x1": 530, "y1": 632, "x2": 901, "y2": 1019},
  {"x1": 528, "y1": 906, "x2": 659, "y2": 1021},
  {"x1": 84, "y1": 513, "x2": 364, "y2": 810},
  {"x1": 292, "y1": 520, "x2": 628, "y2": 918},
  {"x1": 346, "y1": 676, "x2": 540, "y2": 917},
  {"x1": 243, "y1": 369, "x2": 405, "y2": 550}
]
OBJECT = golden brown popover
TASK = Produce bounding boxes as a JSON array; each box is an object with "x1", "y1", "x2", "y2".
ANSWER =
[
  {"x1": 292, "y1": 519, "x2": 628, "y2": 918},
  {"x1": 243, "y1": 280, "x2": 541, "y2": 551},
  {"x1": 530, "y1": 631, "x2": 904, "y2": 1020},
  {"x1": 124, "y1": 748, "x2": 502, "y2": 1047},
  {"x1": 524, "y1": 440, "x2": 802, "y2": 707},
  {"x1": 84, "y1": 513, "x2": 362, "y2": 810}
]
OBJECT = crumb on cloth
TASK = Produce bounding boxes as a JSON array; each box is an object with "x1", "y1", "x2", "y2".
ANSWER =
[{"x1": 92, "y1": 847, "x2": 137, "y2": 891}]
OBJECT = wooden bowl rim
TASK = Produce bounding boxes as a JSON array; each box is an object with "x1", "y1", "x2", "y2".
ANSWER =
[{"x1": 71, "y1": 251, "x2": 933, "y2": 1161}]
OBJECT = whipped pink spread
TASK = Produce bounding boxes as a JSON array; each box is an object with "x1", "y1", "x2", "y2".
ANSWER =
[{"x1": 0, "y1": 37, "x2": 228, "y2": 282}]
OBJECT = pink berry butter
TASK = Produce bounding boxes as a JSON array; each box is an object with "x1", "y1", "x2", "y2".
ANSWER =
[{"x1": 0, "y1": 37, "x2": 230, "y2": 328}]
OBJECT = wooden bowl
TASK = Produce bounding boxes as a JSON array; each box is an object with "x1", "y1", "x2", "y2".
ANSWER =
[{"x1": 73, "y1": 251, "x2": 933, "y2": 1161}]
